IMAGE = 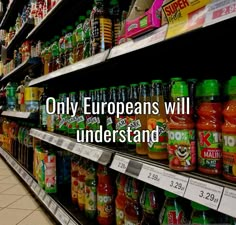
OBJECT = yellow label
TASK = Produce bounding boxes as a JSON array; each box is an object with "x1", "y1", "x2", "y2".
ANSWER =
[{"x1": 24, "y1": 87, "x2": 39, "y2": 101}]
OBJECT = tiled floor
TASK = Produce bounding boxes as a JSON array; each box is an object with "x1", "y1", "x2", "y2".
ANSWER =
[{"x1": 0, "y1": 156, "x2": 57, "y2": 225}]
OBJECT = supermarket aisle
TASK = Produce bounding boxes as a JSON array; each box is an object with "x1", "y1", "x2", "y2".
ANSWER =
[{"x1": 0, "y1": 157, "x2": 57, "y2": 225}]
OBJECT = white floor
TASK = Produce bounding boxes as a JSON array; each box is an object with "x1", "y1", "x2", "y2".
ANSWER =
[{"x1": 0, "y1": 156, "x2": 57, "y2": 225}]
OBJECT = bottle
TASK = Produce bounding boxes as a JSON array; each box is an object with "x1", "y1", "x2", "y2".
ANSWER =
[
  {"x1": 59, "y1": 29, "x2": 67, "y2": 68},
  {"x1": 91, "y1": 0, "x2": 113, "y2": 55},
  {"x1": 65, "y1": 25, "x2": 74, "y2": 66},
  {"x1": 86, "y1": 90, "x2": 95, "y2": 138},
  {"x1": 167, "y1": 81, "x2": 196, "y2": 171},
  {"x1": 78, "y1": 158, "x2": 87, "y2": 211},
  {"x1": 115, "y1": 173, "x2": 127, "y2": 225},
  {"x1": 222, "y1": 76, "x2": 236, "y2": 182},
  {"x1": 140, "y1": 184, "x2": 159, "y2": 225},
  {"x1": 136, "y1": 82, "x2": 150, "y2": 155},
  {"x1": 109, "y1": 0, "x2": 120, "y2": 46},
  {"x1": 58, "y1": 93, "x2": 68, "y2": 135},
  {"x1": 127, "y1": 84, "x2": 139, "y2": 152},
  {"x1": 67, "y1": 92, "x2": 78, "y2": 138},
  {"x1": 97, "y1": 165, "x2": 115, "y2": 225},
  {"x1": 148, "y1": 80, "x2": 168, "y2": 160},
  {"x1": 85, "y1": 161, "x2": 97, "y2": 219},
  {"x1": 99, "y1": 88, "x2": 108, "y2": 144},
  {"x1": 168, "y1": 77, "x2": 182, "y2": 102},
  {"x1": 197, "y1": 79, "x2": 223, "y2": 175},
  {"x1": 47, "y1": 99, "x2": 55, "y2": 132},
  {"x1": 39, "y1": 85, "x2": 49, "y2": 131},
  {"x1": 51, "y1": 35, "x2": 60, "y2": 72},
  {"x1": 43, "y1": 41, "x2": 51, "y2": 75},
  {"x1": 77, "y1": 90, "x2": 86, "y2": 137},
  {"x1": 83, "y1": 10, "x2": 92, "y2": 59},
  {"x1": 71, "y1": 155, "x2": 80, "y2": 204},
  {"x1": 5, "y1": 81, "x2": 18, "y2": 111},
  {"x1": 190, "y1": 201, "x2": 215, "y2": 224}
]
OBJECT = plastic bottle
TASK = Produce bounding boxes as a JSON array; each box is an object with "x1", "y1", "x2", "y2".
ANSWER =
[
  {"x1": 59, "y1": 29, "x2": 67, "y2": 68},
  {"x1": 136, "y1": 82, "x2": 150, "y2": 155},
  {"x1": 39, "y1": 85, "x2": 48, "y2": 131},
  {"x1": 167, "y1": 81, "x2": 196, "y2": 171},
  {"x1": 222, "y1": 76, "x2": 236, "y2": 182},
  {"x1": 83, "y1": 10, "x2": 92, "y2": 59},
  {"x1": 86, "y1": 90, "x2": 95, "y2": 135},
  {"x1": 5, "y1": 81, "x2": 18, "y2": 111},
  {"x1": 115, "y1": 173, "x2": 127, "y2": 225},
  {"x1": 65, "y1": 25, "x2": 74, "y2": 66},
  {"x1": 58, "y1": 93, "x2": 68, "y2": 135},
  {"x1": 197, "y1": 79, "x2": 223, "y2": 175},
  {"x1": 51, "y1": 35, "x2": 60, "y2": 72},
  {"x1": 71, "y1": 155, "x2": 80, "y2": 204},
  {"x1": 77, "y1": 90, "x2": 86, "y2": 137},
  {"x1": 159, "y1": 191, "x2": 188, "y2": 225},
  {"x1": 78, "y1": 158, "x2": 87, "y2": 211},
  {"x1": 97, "y1": 165, "x2": 115, "y2": 225},
  {"x1": 109, "y1": 0, "x2": 120, "y2": 46},
  {"x1": 99, "y1": 88, "x2": 108, "y2": 144},
  {"x1": 148, "y1": 80, "x2": 168, "y2": 160}
]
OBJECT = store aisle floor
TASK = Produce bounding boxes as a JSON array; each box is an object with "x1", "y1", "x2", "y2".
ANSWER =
[{"x1": 0, "y1": 157, "x2": 57, "y2": 225}]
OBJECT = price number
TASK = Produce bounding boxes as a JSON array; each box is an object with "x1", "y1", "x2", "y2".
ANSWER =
[
  {"x1": 199, "y1": 190, "x2": 219, "y2": 204},
  {"x1": 110, "y1": 155, "x2": 130, "y2": 174},
  {"x1": 57, "y1": 138, "x2": 63, "y2": 146},
  {"x1": 148, "y1": 172, "x2": 160, "y2": 181},
  {"x1": 118, "y1": 162, "x2": 127, "y2": 170},
  {"x1": 170, "y1": 181, "x2": 185, "y2": 191},
  {"x1": 47, "y1": 136, "x2": 53, "y2": 142},
  {"x1": 68, "y1": 142, "x2": 75, "y2": 151}
]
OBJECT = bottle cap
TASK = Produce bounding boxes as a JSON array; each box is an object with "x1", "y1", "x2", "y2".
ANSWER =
[
  {"x1": 171, "y1": 81, "x2": 188, "y2": 97},
  {"x1": 78, "y1": 15, "x2": 86, "y2": 22},
  {"x1": 110, "y1": 0, "x2": 119, "y2": 6},
  {"x1": 139, "y1": 82, "x2": 149, "y2": 85},
  {"x1": 86, "y1": 10, "x2": 91, "y2": 17},
  {"x1": 152, "y1": 80, "x2": 162, "y2": 84},
  {"x1": 164, "y1": 191, "x2": 177, "y2": 198},
  {"x1": 118, "y1": 85, "x2": 127, "y2": 89},
  {"x1": 171, "y1": 77, "x2": 182, "y2": 81},
  {"x1": 130, "y1": 83, "x2": 138, "y2": 87},
  {"x1": 66, "y1": 25, "x2": 74, "y2": 32},
  {"x1": 191, "y1": 201, "x2": 209, "y2": 211},
  {"x1": 228, "y1": 76, "x2": 236, "y2": 95},
  {"x1": 202, "y1": 79, "x2": 220, "y2": 96}
]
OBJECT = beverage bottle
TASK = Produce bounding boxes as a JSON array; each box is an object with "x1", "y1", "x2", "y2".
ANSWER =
[
  {"x1": 159, "y1": 191, "x2": 188, "y2": 225},
  {"x1": 58, "y1": 93, "x2": 68, "y2": 135},
  {"x1": 71, "y1": 155, "x2": 80, "y2": 204},
  {"x1": 167, "y1": 81, "x2": 196, "y2": 171},
  {"x1": 16, "y1": 80, "x2": 25, "y2": 112},
  {"x1": 140, "y1": 184, "x2": 159, "y2": 225},
  {"x1": 222, "y1": 76, "x2": 236, "y2": 182},
  {"x1": 77, "y1": 90, "x2": 86, "y2": 138},
  {"x1": 78, "y1": 158, "x2": 87, "y2": 211},
  {"x1": 65, "y1": 25, "x2": 74, "y2": 66},
  {"x1": 93, "y1": 88, "x2": 100, "y2": 134},
  {"x1": 148, "y1": 80, "x2": 168, "y2": 160},
  {"x1": 86, "y1": 90, "x2": 95, "y2": 140},
  {"x1": 51, "y1": 35, "x2": 61, "y2": 72},
  {"x1": 168, "y1": 77, "x2": 182, "y2": 102},
  {"x1": 116, "y1": 85, "x2": 128, "y2": 151},
  {"x1": 197, "y1": 79, "x2": 223, "y2": 175},
  {"x1": 99, "y1": 88, "x2": 108, "y2": 144},
  {"x1": 83, "y1": 10, "x2": 92, "y2": 59},
  {"x1": 0, "y1": 85, "x2": 7, "y2": 111},
  {"x1": 59, "y1": 29, "x2": 67, "y2": 68},
  {"x1": 187, "y1": 78, "x2": 198, "y2": 120},
  {"x1": 5, "y1": 81, "x2": 18, "y2": 111},
  {"x1": 136, "y1": 82, "x2": 150, "y2": 155},
  {"x1": 39, "y1": 85, "x2": 49, "y2": 131},
  {"x1": 109, "y1": 0, "x2": 120, "y2": 46},
  {"x1": 127, "y1": 84, "x2": 139, "y2": 152},
  {"x1": 85, "y1": 161, "x2": 97, "y2": 219},
  {"x1": 124, "y1": 177, "x2": 142, "y2": 225},
  {"x1": 91, "y1": 0, "x2": 113, "y2": 55},
  {"x1": 47, "y1": 99, "x2": 55, "y2": 132},
  {"x1": 97, "y1": 165, "x2": 115, "y2": 225},
  {"x1": 115, "y1": 173, "x2": 127, "y2": 225}
]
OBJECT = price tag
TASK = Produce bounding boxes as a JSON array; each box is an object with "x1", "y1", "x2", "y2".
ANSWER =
[
  {"x1": 26, "y1": 175, "x2": 33, "y2": 186},
  {"x1": 38, "y1": 132, "x2": 43, "y2": 139},
  {"x1": 47, "y1": 135, "x2": 54, "y2": 143},
  {"x1": 72, "y1": 144, "x2": 82, "y2": 155},
  {"x1": 22, "y1": 171, "x2": 27, "y2": 180},
  {"x1": 89, "y1": 148, "x2": 103, "y2": 162},
  {"x1": 81, "y1": 147, "x2": 90, "y2": 158},
  {"x1": 67, "y1": 142, "x2": 76, "y2": 151},
  {"x1": 68, "y1": 219, "x2": 77, "y2": 225},
  {"x1": 43, "y1": 195, "x2": 52, "y2": 207},
  {"x1": 34, "y1": 184, "x2": 41, "y2": 195},
  {"x1": 56, "y1": 138, "x2": 63, "y2": 147},
  {"x1": 52, "y1": 137, "x2": 58, "y2": 145},
  {"x1": 204, "y1": 0, "x2": 236, "y2": 26},
  {"x1": 42, "y1": 134, "x2": 47, "y2": 140},
  {"x1": 161, "y1": 170, "x2": 189, "y2": 196},
  {"x1": 18, "y1": 167, "x2": 22, "y2": 175},
  {"x1": 30, "y1": 129, "x2": 36, "y2": 136},
  {"x1": 31, "y1": 181, "x2": 38, "y2": 192},
  {"x1": 138, "y1": 164, "x2": 163, "y2": 187},
  {"x1": 39, "y1": 189, "x2": 46, "y2": 201},
  {"x1": 218, "y1": 188, "x2": 236, "y2": 217},
  {"x1": 61, "y1": 139, "x2": 70, "y2": 150},
  {"x1": 49, "y1": 199, "x2": 58, "y2": 214},
  {"x1": 110, "y1": 155, "x2": 130, "y2": 174},
  {"x1": 55, "y1": 207, "x2": 70, "y2": 225},
  {"x1": 184, "y1": 178, "x2": 223, "y2": 210}
]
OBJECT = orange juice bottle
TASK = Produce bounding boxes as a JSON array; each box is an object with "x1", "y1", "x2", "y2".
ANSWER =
[
  {"x1": 197, "y1": 79, "x2": 223, "y2": 175},
  {"x1": 147, "y1": 80, "x2": 168, "y2": 160},
  {"x1": 222, "y1": 76, "x2": 236, "y2": 182}
]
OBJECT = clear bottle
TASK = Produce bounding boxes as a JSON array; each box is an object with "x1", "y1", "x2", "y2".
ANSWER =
[
  {"x1": 39, "y1": 85, "x2": 49, "y2": 131},
  {"x1": 83, "y1": 10, "x2": 92, "y2": 59}
]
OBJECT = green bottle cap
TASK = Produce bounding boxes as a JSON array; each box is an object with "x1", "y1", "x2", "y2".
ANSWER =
[
  {"x1": 109, "y1": 86, "x2": 116, "y2": 89},
  {"x1": 164, "y1": 191, "x2": 177, "y2": 198},
  {"x1": 171, "y1": 81, "x2": 188, "y2": 97},
  {"x1": 86, "y1": 10, "x2": 91, "y2": 17},
  {"x1": 152, "y1": 80, "x2": 162, "y2": 83},
  {"x1": 79, "y1": 15, "x2": 86, "y2": 22},
  {"x1": 139, "y1": 82, "x2": 149, "y2": 85},
  {"x1": 171, "y1": 77, "x2": 182, "y2": 81},
  {"x1": 202, "y1": 79, "x2": 220, "y2": 96},
  {"x1": 110, "y1": 0, "x2": 119, "y2": 6},
  {"x1": 196, "y1": 82, "x2": 203, "y2": 97},
  {"x1": 130, "y1": 83, "x2": 138, "y2": 87},
  {"x1": 118, "y1": 85, "x2": 127, "y2": 89},
  {"x1": 80, "y1": 90, "x2": 86, "y2": 93},
  {"x1": 191, "y1": 201, "x2": 209, "y2": 211},
  {"x1": 66, "y1": 25, "x2": 74, "y2": 32},
  {"x1": 100, "y1": 87, "x2": 107, "y2": 91},
  {"x1": 228, "y1": 76, "x2": 236, "y2": 95},
  {"x1": 62, "y1": 29, "x2": 67, "y2": 35},
  {"x1": 54, "y1": 35, "x2": 60, "y2": 41},
  {"x1": 69, "y1": 92, "x2": 76, "y2": 94},
  {"x1": 89, "y1": 89, "x2": 94, "y2": 93}
]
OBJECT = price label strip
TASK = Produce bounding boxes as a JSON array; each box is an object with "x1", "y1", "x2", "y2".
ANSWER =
[
  {"x1": 34, "y1": 184, "x2": 41, "y2": 195},
  {"x1": 55, "y1": 207, "x2": 70, "y2": 225},
  {"x1": 56, "y1": 138, "x2": 64, "y2": 147},
  {"x1": 67, "y1": 142, "x2": 76, "y2": 152},
  {"x1": 49, "y1": 199, "x2": 58, "y2": 214},
  {"x1": 125, "y1": 160, "x2": 143, "y2": 178},
  {"x1": 184, "y1": 178, "x2": 223, "y2": 210},
  {"x1": 110, "y1": 155, "x2": 130, "y2": 174},
  {"x1": 39, "y1": 189, "x2": 46, "y2": 201},
  {"x1": 204, "y1": 0, "x2": 236, "y2": 26},
  {"x1": 47, "y1": 135, "x2": 54, "y2": 143},
  {"x1": 26, "y1": 175, "x2": 33, "y2": 186},
  {"x1": 68, "y1": 219, "x2": 77, "y2": 225},
  {"x1": 61, "y1": 139, "x2": 71, "y2": 150},
  {"x1": 218, "y1": 188, "x2": 236, "y2": 218},
  {"x1": 31, "y1": 181, "x2": 38, "y2": 192},
  {"x1": 161, "y1": 170, "x2": 189, "y2": 196},
  {"x1": 43, "y1": 195, "x2": 52, "y2": 208},
  {"x1": 81, "y1": 147, "x2": 91, "y2": 159},
  {"x1": 72, "y1": 143, "x2": 82, "y2": 155},
  {"x1": 52, "y1": 137, "x2": 58, "y2": 145},
  {"x1": 89, "y1": 147, "x2": 103, "y2": 162},
  {"x1": 138, "y1": 164, "x2": 163, "y2": 188}
]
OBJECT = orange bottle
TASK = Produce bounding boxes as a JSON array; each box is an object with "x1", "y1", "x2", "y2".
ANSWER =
[
  {"x1": 167, "y1": 81, "x2": 196, "y2": 171},
  {"x1": 197, "y1": 80, "x2": 223, "y2": 175},
  {"x1": 97, "y1": 165, "x2": 115, "y2": 225},
  {"x1": 115, "y1": 173, "x2": 127, "y2": 225},
  {"x1": 222, "y1": 76, "x2": 236, "y2": 182}
]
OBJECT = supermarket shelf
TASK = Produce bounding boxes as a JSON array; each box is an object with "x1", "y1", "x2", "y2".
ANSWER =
[
  {"x1": 30, "y1": 128, "x2": 113, "y2": 166},
  {"x1": 110, "y1": 152, "x2": 236, "y2": 218},
  {"x1": 28, "y1": 50, "x2": 110, "y2": 87},
  {"x1": 0, "y1": 147, "x2": 80, "y2": 225},
  {"x1": 1, "y1": 57, "x2": 42, "y2": 82},
  {"x1": 1, "y1": 111, "x2": 38, "y2": 119}
]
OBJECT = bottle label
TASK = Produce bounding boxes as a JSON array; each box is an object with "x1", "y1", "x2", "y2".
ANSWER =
[
  {"x1": 191, "y1": 216, "x2": 214, "y2": 225},
  {"x1": 127, "y1": 116, "x2": 140, "y2": 145},
  {"x1": 78, "y1": 177, "x2": 85, "y2": 206},
  {"x1": 77, "y1": 115, "x2": 85, "y2": 130},
  {"x1": 135, "y1": 119, "x2": 144, "y2": 148},
  {"x1": 86, "y1": 115, "x2": 93, "y2": 130},
  {"x1": 116, "y1": 208, "x2": 125, "y2": 225},
  {"x1": 44, "y1": 155, "x2": 57, "y2": 193},
  {"x1": 71, "y1": 176, "x2": 79, "y2": 200},
  {"x1": 115, "y1": 116, "x2": 127, "y2": 142},
  {"x1": 148, "y1": 118, "x2": 168, "y2": 153},
  {"x1": 67, "y1": 116, "x2": 79, "y2": 134},
  {"x1": 223, "y1": 133, "x2": 236, "y2": 177},
  {"x1": 85, "y1": 185, "x2": 97, "y2": 211},
  {"x1": 99, "y1": 18, "x2": 112, "y2": 44},
  {"x1": 124, "y1": 218, "x2": 140, "y2": 225},
  {"x1": 97, "y1": 194, "x2": 114, "y2": 218},
  {"x1": 168, "y1": 129, "x2": 196, "y2": 167},
  {"x1": 197, "y1": 130, "x2": 222, "y2": 170},
  {"x1": 58, "y1": 114, "x2": 68, "y2": 131},
  {"x1": 106, "y1": 116, "x2": 114, "y2": 131},
  {"x1": 40, "y1": 105, "x2": 47, "y2": 126}
]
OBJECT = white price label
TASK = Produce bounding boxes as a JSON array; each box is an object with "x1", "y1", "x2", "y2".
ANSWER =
[
  {"x1": 43, "y1": 195, "x2": 52, "y2": 207},
  {"x1": 42, "y1": 134, "x2": 47, "y2": 140},
  {"x1": 110, "y1": 155, "x2": 130, "y2": 174},
  {"x1": 81, "y1": 147, "x2": 90, "y2": 158},
  {"x1": 61, "y1": 139, "x2": 70, "y2": 150},
  {"x1": 49, "y1": 200, "x2": 58, "y2": 214},
  {"x1": 39, "y1": 189, "x2": 46, "y2": 201},
  {"x1": 26, "y1": 175, "x2": 33, "y2": 186},
  {"x1": 90, "y1": 148, "x2": 103, "y2": 162},
  {"x1": 30, "y1": 129, "x2": 36, "y2": 136},
  {"x1": 72, "y1": 144, "x2": 82, "y2": 155},
  {"x1": 67, "y1": 142, "x2": 76, "y2": 151},
  {"x1": 138, "y1": 164, "x2": 163, "y2": 187},
  {"x1": 52, "y1": 137, "x2": 58, "y2": 145},
  {"x1": 38, "y1": 132, "x2": 43, "y2": 139},
  {"x1": 68, "y1": 219, "x2": 77, "y2": 225},
  {"x1": 35, "y1": 184, "x2": 41, "y2": 195},
  {"x1": 161, "y1": 171, "x2": 189, "y2": 196},
  {"x1": 218, "y1": 188, "x2": 236, "y2": 217},
  {"x1": 31, "y1": 181, "x2": 38, "y2": 192},
  {"x1": 56, "y1": 138, "x2": 64, "y2": 147},
  {"x1": 55, "y1": 207, "x2": 70, "y2": 225},
  {"x1": 21, "y1": 171, "x2": 27, "y2": 180},
  {"x1": 47, "y1": 135, "x2": 54, "y2": 143},
  {"x1": 18, "y1": 167, "x2": 22, "y2": 175},
  {"x1": 184, "y1": 178, "x2": 223, "y2": 210}
]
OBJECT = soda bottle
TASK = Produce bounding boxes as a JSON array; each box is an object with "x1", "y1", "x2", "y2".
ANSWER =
[
  {"x1": 78, "y1": 158, "x2": 87, "y2": 211},
  {"x1": 197, "y1": 79, "x2": 223, "y2": 175},
  {"x1": 222, "y1": 76, "x2": 236, "y2": 182},
  {"x1": 51, "y1": 35, "x2": 61, "y2": 71},
  {"x1": 71, "y1": 155, "x2": 80, "y2": 204},
  {"x1": 5, "y1": 81, "x2": 18, "y2": 111},
  {"x1": 86, "y1": 90, "x2": 95, "y2": 137},
  {"x1": 77, "y1": 90, "x2": 86, "y2": 138},
  {"x1": 99, "y1": 88, "x2": 108, "y2": 144},
  {"x1": 58, "y1": 93, "x2": 68, "y2": 135},
  {"x1": 83, "y1": 10, "x2": 92, "y2": 59},
  {"x1": 109, "y1": 0, "x2": 120, "y2": 46},
  {"x1": 59, "y1": 29, "x2": 67, "y2": 68},
  {"x1": 65, "y1": 25, "x2": 74, "y2": 66},
  {"x1": 136, "y1": 82, "x2": 150, "y2": 155},
  {"x1": 148, "y1": 80, "x2": 168, "y2": 160},
  {"x1": 97, "y1": 165, "x2": 115, "y2": 225},
  {"x1": 167, "y1": 81, "x2": 196, "y2": 171},
  {"x1": 39, "y1": 85, "x2": 49, "y2": 131}
]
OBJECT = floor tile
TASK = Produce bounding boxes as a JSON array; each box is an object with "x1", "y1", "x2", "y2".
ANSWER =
[
  {"x1": 0, "y1": 168, "x2": 14, "y2": 176},
  {"x1": 0, "y1": 208, "x2": 32, "y2": 225},
  {"x1": 17, "y1": 210, "x2": 56, "y2": 225},
  {"x1": 7, "y1": 195, "x2": 40, "y2": 210},
  {"x1": 0, "y1": 175, "x2": 21, "y2": 184},
  {"x1": 1, "y1": 184, "x2": 29, "y2": 195},
  {"x1": 0, "y1": 175, "x2": 9, "y2": 180},
  {"x1": 0, "y1": 194, "x2": 23, "y2": 207},
  {"x1": 0, "y1": 183, "x2": 15, "y2": 193}
]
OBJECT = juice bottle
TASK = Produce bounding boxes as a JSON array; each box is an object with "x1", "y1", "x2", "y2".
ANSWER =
[
  {"x1": 222, "y1": 76, "x2": 236, "y2": 182},
  {"x1": 115, "y1": 173, "x2": 127, "y2": 225},
  {"x1": 51, "y1": 35, "x2": 60, "y2": 71},
  {"x1": 71, "y1": 155, "x2": 80, "y2": 204},
  {"x1": 148, "y1": 80, "x2": 168, "y2": 160},
  {"x1": 159, "y1": 191, "x2": 188, "y2": 225},
  {"x1": 99, "y1": 88, "x2": 108, "y2": 144},
  {"x1": 83, "y1": 10, "x2": 92, "y2": 59},
  {"x1": 65, "y1": 25, "x2": 74, "y2": 66},
  {"x1": 124, "y1": 177, "x2": 142, "y2": 225},
  {"x1": 78, "y1": 158, "x2": 87, "y2": 211},
  {"x1": 77, "y1": 90, "x2": 86, "y2": 136},
  {"x1": 59, "y1": 29, "x2": 67, "y2": 68},
  {"x1": 136, "y1": 82, "x2": 150, "y2": 155},
  {"x1": 167, "y1": 81, "x2": 196, "y2": 171},
  {"x1": 39, "y1": 85, "x2": 49, "y2": 131},
  {"x1": 97, "y1": 165, "x2": 115, "y2": 225},
  {"x1": 140, "y1": 184, "x2": 159, "y2": 225},
  {"x1": 74, "y1": 16, "x2": 85, "y2": 62},
  {"x1": 109, "y1": 0, "x2": 120, "y2": 46},
  {"x1": 197, "y1": 79, "x2": 223, "y2": 175},
  {"x1": 168, "y1": 77, "x2": 182, "y2": 102}
]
